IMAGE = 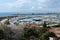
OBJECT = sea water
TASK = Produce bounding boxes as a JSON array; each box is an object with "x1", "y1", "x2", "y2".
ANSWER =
[{"x1": 0, "y1": 13, "x2": 13, "y2": 17}]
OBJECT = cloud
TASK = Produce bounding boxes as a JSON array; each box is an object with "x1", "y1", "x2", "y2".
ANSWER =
[
  {"x1": 0, "y1": 0, "x2": 49, "y2": 12},
  {"x1": 0, "y1": 0, "x2": 60, "y2": 13}
]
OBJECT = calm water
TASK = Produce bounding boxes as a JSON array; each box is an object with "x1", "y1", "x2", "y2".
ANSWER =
[
  {"x1": 0, "y1": 13, "x2": 13, "y2": 17},
  {"x1": 0, "y1": 13, "x2": 60, "y2": 17}
]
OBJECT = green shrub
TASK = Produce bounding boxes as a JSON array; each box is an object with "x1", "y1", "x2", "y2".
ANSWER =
[
  {"x1": 0, "y1": 30, "x2": 5, "y2": 40},
  {"x1": 23, "y1": 27, "x2": 39, "y2": 39},
  {"x1": 23, "y1": 27, "x2": 51, "y2": 40}
]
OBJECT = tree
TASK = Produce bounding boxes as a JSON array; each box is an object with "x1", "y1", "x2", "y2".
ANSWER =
[
  {"x1": 0, "y1": 30, "x2": 5, "y2": 40},
  {"x1": 23, "y1": 27, "x2": 39, "y2": 40},
  {"x1": 43, "y1": 21, "x2": 47, "y2": 28},
  {"x1": 4, "y1": 20, "x2": 10, "y2": 25}
]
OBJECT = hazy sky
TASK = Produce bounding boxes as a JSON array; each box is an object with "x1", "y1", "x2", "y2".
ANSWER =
[{"x1": 0, "y1": 0, "x2": 60, "y2": 13}]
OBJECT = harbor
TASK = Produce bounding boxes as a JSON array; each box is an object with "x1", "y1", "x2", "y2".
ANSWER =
[{"x1": 9, "y1": 14, "x2": 60, "y2": 25}]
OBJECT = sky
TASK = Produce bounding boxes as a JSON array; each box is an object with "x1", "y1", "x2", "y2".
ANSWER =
[{"x1": 0, "y1": 0, "x2": 60, "y2": 13}]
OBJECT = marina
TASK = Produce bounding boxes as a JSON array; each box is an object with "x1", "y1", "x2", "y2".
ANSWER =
[{"x1": 8, "y1": 14, "x2": 60, "y2": 26}]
